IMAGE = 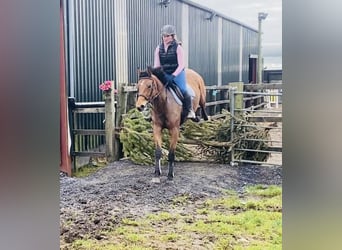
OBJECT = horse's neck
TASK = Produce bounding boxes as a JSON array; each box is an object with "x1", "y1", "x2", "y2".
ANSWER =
[{"x1": 152, "y1": 80, "x2": 167, "y2": 105}]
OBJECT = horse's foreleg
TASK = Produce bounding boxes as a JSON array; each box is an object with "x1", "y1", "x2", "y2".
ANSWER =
[
  {"x1": 155, "y1": 146, "x2": 162, "y2": 176},
  {"x1": 168, "y1": 127, "x2": 179, "y2": 180},
  {"x1": 153, "y1": 126, "x2": 163, "y2": 177}
]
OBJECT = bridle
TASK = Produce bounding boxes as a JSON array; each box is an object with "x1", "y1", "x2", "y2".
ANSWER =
[{"x1": 137, "y1": 76, "x2": 162, "y2": 103}]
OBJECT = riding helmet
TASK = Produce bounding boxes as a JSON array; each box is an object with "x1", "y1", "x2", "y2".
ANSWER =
[{"x1": 161, "y1": 25, "x2": 176, "y2": 35}]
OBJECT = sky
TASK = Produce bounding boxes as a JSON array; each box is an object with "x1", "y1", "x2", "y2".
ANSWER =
[{"x1": 194, "y1": 0, "x2": 282, "y2": 69}]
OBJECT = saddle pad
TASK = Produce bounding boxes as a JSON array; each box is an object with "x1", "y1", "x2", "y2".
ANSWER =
[
  {"x1": 169, "y1": 88, "x2": 182, "y2": 105},
  {"x1": 168, "y1": 85, "x2": 195, "y2": 106}
]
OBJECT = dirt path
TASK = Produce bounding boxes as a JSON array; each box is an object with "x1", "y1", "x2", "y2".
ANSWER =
[{"x1": 60, "y1": 160, "x2": 282, "y2": 246}]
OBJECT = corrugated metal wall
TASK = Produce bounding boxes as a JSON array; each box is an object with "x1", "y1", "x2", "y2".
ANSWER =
[
  {"x1": 64, "y1": 0, "x2": 116, "y2": 152},
  {"x1": 221, "y1": 21, "x2": 241, "y2": 85},
  {"x1": 126, "y1": 0, "x2": 183, "y2": 83},
  {"x1": 188, "y1": 6, "x2": 218, "y2": 86},
  {"x1": 66, "y1": 0, "x2": 115, "y2": 102}
]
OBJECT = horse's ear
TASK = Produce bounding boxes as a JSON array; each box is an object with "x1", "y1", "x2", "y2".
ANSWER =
[
  {"x1": 137, "y1": 66, "x2": 150, "y2": 78},
  {"x1": 147, "y1": 65, "x2": 152, "y2": 77},
  {"x1": 137, "y1": 66, "x2": 146, "y2": 79}
]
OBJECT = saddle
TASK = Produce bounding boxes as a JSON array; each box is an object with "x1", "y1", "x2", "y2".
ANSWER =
[{"x1": 149, "y1": 67, "x2": 185, "y2": 102}]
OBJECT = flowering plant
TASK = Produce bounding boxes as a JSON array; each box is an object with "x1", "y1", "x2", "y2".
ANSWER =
[{"x1": 99, "y1": 80, "x2": 118, "y2": 94}]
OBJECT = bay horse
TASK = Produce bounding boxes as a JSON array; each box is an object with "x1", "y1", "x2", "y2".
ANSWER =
[{"x1": 136, "y1": 66, "x2": 208, "y2": 180}]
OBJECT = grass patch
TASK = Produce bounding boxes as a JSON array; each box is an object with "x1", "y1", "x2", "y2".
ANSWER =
[
  {"x1": 72, "y1": 163, "x2": 106, "y2": 178},
  {"x1": 146, "y1": 211, "x2": 177, "y2": 222},
  {"x1": 213, "y1": 196, "x2": 245, "y2": 210},
  {"x1": 63, "y1": 185, "x2": 282, "y2": 250},
  {"x1": 197, "y1": 208, "x2": 209, "y2": 215},
  {"x1": 246, "y1": 185, "x2": 282, "y2": 197},
  {"x1": 172, "y1": 194, "x2": 191, "y2": 205},
  {"x1": 125, "y1": 233, "x2": 146, "y2": 243},
  {"x1": 121, "y1": 218, "x2": 142, "y2": 226},
  {"x1": 160, "y1": 232, "x2": 180, "y2": 242}
]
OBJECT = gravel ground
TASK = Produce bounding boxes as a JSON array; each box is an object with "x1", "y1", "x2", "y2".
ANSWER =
[{"x1": 60, "y1": 159, "x2": 282, "y2": 246}]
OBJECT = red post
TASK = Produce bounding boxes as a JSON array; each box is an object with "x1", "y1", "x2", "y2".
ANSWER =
[{"x1": 60, "y1": 0, "x2": 72, "y2": 176}]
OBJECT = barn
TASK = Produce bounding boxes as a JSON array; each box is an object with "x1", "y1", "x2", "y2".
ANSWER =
[{"x1": 60, "y1": 0, "x2": 259, "y2": 174}]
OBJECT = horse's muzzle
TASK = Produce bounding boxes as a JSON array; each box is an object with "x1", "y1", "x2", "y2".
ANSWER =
[
  {"x1": 136, "y1": 104, "x2": 145, "y2": 112},
  {"x1": 136, "y1": 97, "x2": 148, "y2": 112}
]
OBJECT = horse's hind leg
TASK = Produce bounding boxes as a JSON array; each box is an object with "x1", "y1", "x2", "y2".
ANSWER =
[
  {"x1": 199, "y1": 88, "x2": 209, "y2": 121},
  {"x1": 201, "y1": 106, "x2": 209, "y2": 121},
  {"x1": 168, "y1": 150, "x2": 175, "y2": 180}
]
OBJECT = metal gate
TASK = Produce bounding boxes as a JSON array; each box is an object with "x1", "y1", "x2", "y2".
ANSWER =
[{"x1": 229, "y1": 86, "x2": 282, "y2": 166}]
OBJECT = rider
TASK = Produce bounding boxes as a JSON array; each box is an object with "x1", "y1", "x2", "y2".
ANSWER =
[{"x1": 153, "y1": 24, "x2": 196, "y2": 119}]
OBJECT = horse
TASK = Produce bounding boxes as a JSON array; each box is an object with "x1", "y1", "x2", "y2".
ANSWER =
[{"x1": 135, "y1": 66, "x2": 208, "y2": 180}]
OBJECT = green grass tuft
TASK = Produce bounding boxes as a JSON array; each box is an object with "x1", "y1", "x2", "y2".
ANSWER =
[{"x1": 72, "y1": 163, "x2": 106, "y2": 178}]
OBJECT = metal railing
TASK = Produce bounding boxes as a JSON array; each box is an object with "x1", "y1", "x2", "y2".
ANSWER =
[{"x1": 229, "y1": 87, "x2": 282, "y2": 166}]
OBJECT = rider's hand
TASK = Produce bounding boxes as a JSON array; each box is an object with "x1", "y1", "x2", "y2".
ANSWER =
[{"x1": 164, "y1": 74, "x2": 175, "y2": 84}]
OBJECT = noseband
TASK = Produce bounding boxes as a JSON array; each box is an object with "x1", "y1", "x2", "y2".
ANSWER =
[{"x1": 137, "y1": 77, "x2": 162, "y2": 103}]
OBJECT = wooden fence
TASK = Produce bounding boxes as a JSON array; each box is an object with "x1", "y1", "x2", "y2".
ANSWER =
[{"x1": 68, "y1": 82, "x2": 282, "y2": 172}]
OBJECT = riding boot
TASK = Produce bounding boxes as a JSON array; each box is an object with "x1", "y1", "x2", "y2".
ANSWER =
[{"x1": 183, "y1": 92, "x2": 196, "y2": 119}]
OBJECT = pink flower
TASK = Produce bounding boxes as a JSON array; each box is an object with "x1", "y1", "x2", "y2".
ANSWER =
[{"x1": 99, "y1": 80, "x2": 117, "y2": 94}]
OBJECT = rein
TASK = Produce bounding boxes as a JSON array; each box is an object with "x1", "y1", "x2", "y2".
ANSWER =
[{"x1": 137, "y1": 77, "x2": 163, "y2": 103}]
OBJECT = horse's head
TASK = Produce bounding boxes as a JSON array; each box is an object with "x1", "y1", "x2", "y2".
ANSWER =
[{"x1": 136, "y1": 66, "x2": 163, "y2": 111}]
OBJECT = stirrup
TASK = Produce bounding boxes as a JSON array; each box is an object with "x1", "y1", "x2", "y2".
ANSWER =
[{"x1": 187, "y1": 110, "x2": 196, "y2": 119}]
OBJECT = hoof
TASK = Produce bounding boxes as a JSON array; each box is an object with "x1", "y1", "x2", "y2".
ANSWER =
[
  {"x1": 151, "y1": 177, "x2": 161, "y2": 183},
  {"x1": 154, "y1": 170, "x2": 161, "y2": 176},
  {"x1": 167, "y1": 174, "x2": 174, "y2": 181},
  {"x1": 192, "y1": 116, "x2": 200, "y2": 122}
]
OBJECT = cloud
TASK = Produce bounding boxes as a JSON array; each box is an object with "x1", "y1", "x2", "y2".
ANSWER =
[
  {"x1": 263, "y1": 43, "x2": 282, "y2": 57},
  {"x1": 196, "y1": 0, "x2": 282, "y2": 52},
  {"x1": 194, "y1": 0, "x2": 282, "y2": 67}
]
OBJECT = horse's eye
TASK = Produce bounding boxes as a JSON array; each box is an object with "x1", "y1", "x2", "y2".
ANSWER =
[{"x1": 147, "y1": 84, "x2": 152, "y2": 89}]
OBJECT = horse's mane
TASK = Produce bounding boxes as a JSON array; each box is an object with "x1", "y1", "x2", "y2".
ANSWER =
[
  {"x1": 139, "y1": 66, "x2": 167, "y2": 85},
  {"x1": 150, "y1": 67, "x2": 166, "y2": 83},
  {"x1": 138, "y1": 70, "x2": 150, "y2": 78}
]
